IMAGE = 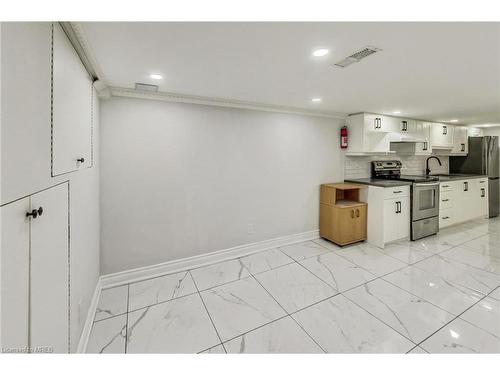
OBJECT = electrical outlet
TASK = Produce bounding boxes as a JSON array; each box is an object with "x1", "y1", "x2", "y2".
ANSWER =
[{"x1": 247, "y1": 224, "x2": 254, "y2": 235}]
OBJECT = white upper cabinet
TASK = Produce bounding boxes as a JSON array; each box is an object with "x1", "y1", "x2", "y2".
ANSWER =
[
  {"x1": 346, "y1": 113, "x2": 395, "y2": 154},
  {"x1": 468, "y1": 127, "x2": 484, "y2": 137},
  {"x1": 451, "y1": 126, "x2": 468, "y2": 155},
  {"x1": 51, "y1": 23, "x2": 93, "y2": 176},
  {"x1": 430, "y1": 122, "x2": 454, "y2": 149},
  {"x1": 414, "y1": 122, "x2": 432, "y2": 155},
  {"x1": 364, "y1": 114, "x2": 397, "y2": 133},
  {"x1": 1, "y1": 22, "x2": 52, "y2": 204},
  {"x1": 398, "y1": 118, "x2": 417, "y2": 134}
]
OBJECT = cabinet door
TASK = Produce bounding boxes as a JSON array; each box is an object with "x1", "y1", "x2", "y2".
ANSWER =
[
  {"x1": 383, "y1": 198, "x2": 400, "y2": 243},
  {"x1": 365, "y1": 114, "x2": 397, "y2": 133},
  {"x1": 430, "y1": 123, "x2": 453, "y2": 148},
  {"x1": 353, "y1": 205, "x2": 367, "y2": 241},
  {"x1": 51, "y1": 23, "x2": 93, "y2": 176},
  {"x1": 30, "y1": 183, "x2": 69, "y2": 353},
  {"x1": 1, "y1": 22, "x2": 52, "y2": 204},
  {"x1": 398, "y1": 197, "x2": 410, "y2": 239},
  {"x1": 398, "y1": 119, "x2": 416, "y2": 133},
  {"x1": 1, "y1": 198, "x2": 30, "y2": 350},
  {"x1": 478, "y1": 179, "x2": 489, "y2": 218},
  {"x1": 415, "y1": 122, "x2": 432, "y2": 155},
  {"x1": 455, "y1": 180, "x2": 474, "y2": 223},
  {"x1": 452, "y1": 126, "x2": 468, "y2": 154}
]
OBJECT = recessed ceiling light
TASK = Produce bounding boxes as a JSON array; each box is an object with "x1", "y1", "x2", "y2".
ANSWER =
[
  {"x1": 312, "y1": 48, "x2": 329, "y2": 57},
  {"x1": 449, "y1": 119, "x2": 458, "y2": 123},
  {"x1": 393, "y1": 111, "x2": 401, "y2": 115},
  {"x1": 149, "y1": 74, "x2": 163, "y2": 80},
  {"x1": 311, "y1": 98, "x2": 322, "y2": 103}
]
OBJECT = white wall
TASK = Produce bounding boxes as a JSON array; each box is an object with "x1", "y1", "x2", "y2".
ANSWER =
[
  {"x1": 0, "y1": 23, "x2": 100, "y2": 352},
  {"x1": 100, "y1": 97, "x2": 344, "y2": 274}
]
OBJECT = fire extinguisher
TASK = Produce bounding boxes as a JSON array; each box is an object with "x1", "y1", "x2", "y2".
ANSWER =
[{"x1": 340, "y1": 126, "x2": 348, "y2": 149}]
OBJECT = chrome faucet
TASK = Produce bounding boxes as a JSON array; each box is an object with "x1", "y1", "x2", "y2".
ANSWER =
[{"x1": 426, "y1": 156, "x2": 442, "y2": 176}]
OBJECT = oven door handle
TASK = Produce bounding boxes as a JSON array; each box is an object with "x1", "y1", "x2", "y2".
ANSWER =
[{"x1": 414, "y1": 182, "x2": 440, "y2": 187}]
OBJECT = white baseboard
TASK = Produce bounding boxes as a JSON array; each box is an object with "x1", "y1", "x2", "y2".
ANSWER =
[
  {"x1": 100, "y1": 230, "x2": 319, "y2": 289},
  {"x1": 76, "y1": 278, "x2": 102, "y2": 353}
]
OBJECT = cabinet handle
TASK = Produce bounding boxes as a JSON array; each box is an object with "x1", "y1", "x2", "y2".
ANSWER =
[
  {"x1": 481, "y1": 188, "x2": 485, "y2": 197},
  {"x1": 393, "y1": 190, "x2": 402, "y2": 194},
  {"x1": 351, "y1": 209, "x2": 355, "y2": 218},
  {"x1": 464, "y1": 181, "x2": 468, "y2": 191},
  {"x1": 356, "y1": 209, "x2": 360, "y2": 217},
  {"x1": 443, "y1": 126, "x2": 447, "y2": 135},
  {"x1": 398, "y1": 201, "x2": 402, "y2": 213},
  {"x1": 442, "y1": 216, "x2": 450, "y2": 220},
  {"x1": 402, "y1": 121, "x2": 407, "y2": 131},
  {"x1": 442, "y1": 185, "x2": 450, "y2": 188},
  {"x1": 461, "y1": 143, "x2": 465, "y2": 152},
  {"x1": 442, "y1": 198, "x2": 449, "y2": 202},
  {"x1": 77, "y1": 157, "x2": 85, "y2": 163},
  {"x1": 423, "y1": 142, "x2": 428, "y2": 151},
  {"x1": 374, "y1": 118, "x2": 381, "y2": 129},
  {"x1": 26, "y1": 206, "x2": 43, "y2": 219}
]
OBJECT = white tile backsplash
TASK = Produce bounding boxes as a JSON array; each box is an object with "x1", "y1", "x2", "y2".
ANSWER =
[{"x1": 344, "y1": 155, "x2": 449, "y2": 180}]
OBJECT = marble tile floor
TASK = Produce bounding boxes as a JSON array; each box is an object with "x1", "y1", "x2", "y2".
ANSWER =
[{"x1": 87, "y1": 218, "x2": 500, "y2": 353}]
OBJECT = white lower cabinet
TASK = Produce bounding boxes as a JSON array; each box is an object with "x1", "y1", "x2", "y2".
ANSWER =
[
  {"x1": 1, "y1": 183, "x2": 69, "y2": 353},
  {"x1": 362, "y1": 185, "x2": 410, "y2": 248},
  {"x1": 439, "y1": 178, "x2": 488, "y2": 228}
]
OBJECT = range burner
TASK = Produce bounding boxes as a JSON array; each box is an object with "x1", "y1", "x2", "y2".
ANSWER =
[{"x1": 371, "y1": 160, "x2": 437, "y2": 182}]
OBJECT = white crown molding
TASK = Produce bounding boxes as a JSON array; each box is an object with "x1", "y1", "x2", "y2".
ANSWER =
[
  {"x1": 110, "y1": 86, "x2": 347, "y2": 120},
  {"x1": 100, "y1": 229, "x2": 319, "y2": 289},
  {"x1": 66, "y1": 22, "x2": 106, "y2": 83},
  {"x1": 76, "y1": 278, "x2": 101, "y2": 353}
]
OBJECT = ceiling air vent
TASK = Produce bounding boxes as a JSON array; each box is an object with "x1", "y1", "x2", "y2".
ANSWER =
[
  {"x1": 334, "y1": 46, "x2": 381, "y2": 68},
  {"x1": 135, "y1": 83, "x2": 159, "y2": 92}
]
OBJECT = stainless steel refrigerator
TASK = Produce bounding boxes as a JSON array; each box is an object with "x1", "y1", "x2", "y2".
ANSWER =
[{"x1": 450, "y1": 136, "x2": 499, "y2": 217}]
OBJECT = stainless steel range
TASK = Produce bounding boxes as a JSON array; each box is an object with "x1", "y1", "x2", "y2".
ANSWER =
[{"x1": 372, "y1": 161, "x2": 440, "y2": 240}]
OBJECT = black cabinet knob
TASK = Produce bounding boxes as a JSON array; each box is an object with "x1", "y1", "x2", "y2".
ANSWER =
[
  {"x1": 77, "y1": 158, "x2": 85, "y2": 163},
  {"x1": 26, "y1": 207, "x2": 43, "y2": 219}
]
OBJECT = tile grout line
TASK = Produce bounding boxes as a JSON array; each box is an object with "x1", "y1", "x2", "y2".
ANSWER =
[
  {"x1": 101, "y1": 227, "x2": 500, "y2": 354},
  {"x1": 124, "y1": 284, "x2": 130, "y2": 353},
  {"x1": 249, "y1": 274, "x2": 328, "y2": 353},
  {"x1": 189, "y1": 270, "x2": 227, "y2": 353},
  {"x1": 413, "y1": 289, "x2": 497, "y2": 349}
]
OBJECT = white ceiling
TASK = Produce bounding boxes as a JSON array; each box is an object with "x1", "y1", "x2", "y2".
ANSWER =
[{"x1": 81, "y1": 22, "x2": 500, "y2": 125}]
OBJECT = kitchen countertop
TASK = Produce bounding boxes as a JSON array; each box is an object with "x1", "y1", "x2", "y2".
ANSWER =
[
  {"x1": 344, "y1": 178, "x2": 413, "y2": 187},
  {"x1": 430, "y1": 174, "x2": 488, "y2": 181},
  {"x1": 345, "y1": 174, "x2": 488, "y2": 187}
]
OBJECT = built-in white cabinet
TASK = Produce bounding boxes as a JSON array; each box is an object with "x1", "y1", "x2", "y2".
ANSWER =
[
  {"x1": 439, "y1": 178, "x2": 488, "y2": 228},
  {"x1": 430, "y1": 123, "x2": 454, "y2": 149},
  {"x1": 360, "y1": 185, "x2": 410, "y2": 248},
  {"x1": 450, "y1": 126, "x2": 468, "y2": 155},
  {"x1": 347, "y1": 113, "x2": 469, "y2": 156},
  {"x1": 347, "y1": 113, "x2": 395, "y2": 154},
  {"x1": 1, "y1": 22, "x2": 94, "y2": 205},
  {"x1": 1, "y1": 22, "x2": 52, "y2": 204},
  {"x1": 1, "y1": 183, "x2": 69, "y2": 353},
  {"x1": 468, "y1": 127, "x2": 484, "y2": 137},
  {"x1": 51, "y1": 23, "x2": 93, "y2": 176}
]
